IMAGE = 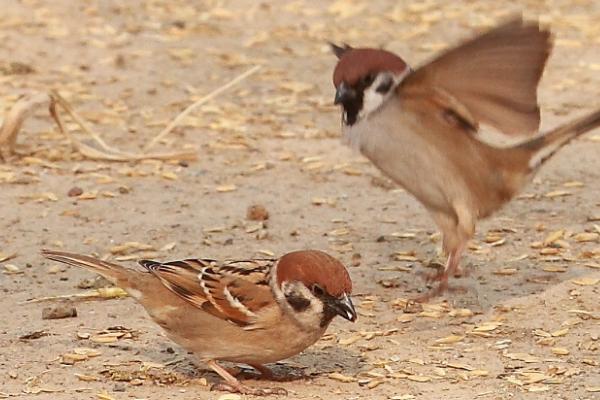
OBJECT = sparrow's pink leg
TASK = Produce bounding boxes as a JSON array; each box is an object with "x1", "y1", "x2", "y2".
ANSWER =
[
  {"x1": 417, "y1": 208, "x2": 473, "y2": 301},
  {"x1": 208, "y1": 360, "x2": 288, "y2": 396},
  {"x1": 418, "y1": 242, "x2": 465, "y2": 302}
]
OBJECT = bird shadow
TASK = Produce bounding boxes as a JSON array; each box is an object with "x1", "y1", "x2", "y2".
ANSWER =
[{"x1": 139, "y1": 344, "x2": 363, "y2": 385}]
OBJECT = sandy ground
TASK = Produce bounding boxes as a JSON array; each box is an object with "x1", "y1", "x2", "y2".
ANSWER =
[{"x1": 1, "y1": 0, "x2": 600, "y2": 399}]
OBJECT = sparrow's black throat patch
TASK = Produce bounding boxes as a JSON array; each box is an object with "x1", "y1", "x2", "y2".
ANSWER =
[{"x1": 342, "y1": 92, "x2": 363, "y2": 126}]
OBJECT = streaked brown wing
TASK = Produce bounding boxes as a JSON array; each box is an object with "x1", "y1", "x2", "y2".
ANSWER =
[
  {"x1": 138, "y1": 259, "x2": 213, "y2": 309},
  {"x1": 139, "y1": 258, "x2": 274, "y2": 327},
  {"x1": 400, "y1": 16, "x2": 552, "y2": 136}
]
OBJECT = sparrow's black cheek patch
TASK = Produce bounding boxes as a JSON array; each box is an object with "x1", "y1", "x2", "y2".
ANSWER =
[
  {"x1": 376, "y1": 79, "x2": 393, "y2": 94},
  {"x1": 286, "y1": 295, "x2": 311, "y2": 312}
]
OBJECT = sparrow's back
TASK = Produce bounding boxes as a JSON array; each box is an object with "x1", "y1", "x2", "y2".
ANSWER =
[{"x1": 353, "y1": 91, "x2": 600, "y2": 219}]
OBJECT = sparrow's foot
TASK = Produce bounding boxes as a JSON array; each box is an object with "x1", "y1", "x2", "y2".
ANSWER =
[
  {"x1": 415, "y1": 278, "x2": 449, "y2": 302},
  {"x1": 415, "y1": 277, "x2": 468, "y2": 302},
  {"x1": 417, "y1": 268, "x2": 446, "y2": 284},
  {"x1": 420, "y1": 264, "x2": 465, "y2": 281},
  {"x1": 208, "y1": 360, "x2": 288, "y2": 396},
  {"x1": 249, "y1": 363, "x2": 306, "y2": 382},
  {"x1": 211, "y1": 382, "x2": 288, "y2": 396}
]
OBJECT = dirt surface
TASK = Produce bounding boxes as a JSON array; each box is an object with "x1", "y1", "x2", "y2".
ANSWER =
[{"x1": 1, "y1": 1, "x2": 600, "y2": 399}]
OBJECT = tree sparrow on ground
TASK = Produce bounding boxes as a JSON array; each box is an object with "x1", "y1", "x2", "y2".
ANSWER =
[{"x1": 42, "y1": 249, "x2": 356, "y2": 395}]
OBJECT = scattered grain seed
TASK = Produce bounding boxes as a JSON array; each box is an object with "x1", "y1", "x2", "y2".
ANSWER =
[
  {"x1": 493, "y1": 268, "x2": 517, "y2": 275},
  {"x1": 449, "y1": 308, "x2": 474, "y2": 318},
  {"x1": 75, "y1": 373, "x2": 99, "y2": 382},
  {"x1": 406, "y1": 375, "x2": 431, "y2": 383},
  {"x1": 574, "y1": 232, "x2": 599, "y2": 242},
  {"x1": 216, "y1": 184, "x2": 236, "y2": 192},
  {"x1": 551, "y1": 328, "x2": 569, "y2": 337},
  {"x1": 571, "y1": 277, "x2": 599, "y2": 286},
  {"x1": 3, "y1": 264, "x2": 21, "y2": 274},
  {"x1": 217, "y1": 395, "x2": 242, "y2": 400},
  {"x1": 543, "y1": 230, "x2": 564, "y2": 246},
  {"x1": 551, "y1": 347, "x2": 570, "y2": 355},
  {"x1": 339, "y1": 335, "x2": 362, "y2": 346},
  {"x1": 328, "y1": 372, "x2": 356, "y2": 383},
  {"x1": 545, "y1": 190, "x2": 571, "y2": 198},
  {"x1": 434, "y1": 335, "x2": 464, "y2": 345}
]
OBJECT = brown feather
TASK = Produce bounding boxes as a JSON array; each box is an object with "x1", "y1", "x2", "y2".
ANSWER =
[
  {"x1": 400, "y1": 16, "x2": 552, "y2": 136},
  {"x1": 138, "y1": 259, "x2": 212, "y2": 309},
  {"x1": 140, "y1": 258, "x2": 274, "y2": 327}
]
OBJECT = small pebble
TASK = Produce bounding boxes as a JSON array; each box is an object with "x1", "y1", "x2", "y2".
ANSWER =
[
  {"x1": 42, "y1": 305, "x2": 77, "y2": 320},
  {"x1": 247, "y1": 204, "x2": 269, "y2": 221},
  {"x1": 67, "y1": 186, "x2": 83, "y2": 197},
  {"x1": 113, "y1": 382, "x2": 126, "y2": 392}
]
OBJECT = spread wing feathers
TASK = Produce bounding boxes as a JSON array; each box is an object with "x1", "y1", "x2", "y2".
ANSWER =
[
  {"x1": 138, "y1": 258, "x2": 275, "y2": 327},
  {"x1": 400, "y1": 16, "x2": 552, "y2": 136}
]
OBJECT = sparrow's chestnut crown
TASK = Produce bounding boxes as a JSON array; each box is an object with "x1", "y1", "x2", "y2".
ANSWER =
[
  {"x1": 276, "y1": 250, "x2": 352, "y2": 297},
  {"x1": 332, "y1": 47, "x2": 409, "y2": 88}
]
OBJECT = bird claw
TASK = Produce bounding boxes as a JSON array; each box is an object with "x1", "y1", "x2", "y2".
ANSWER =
[
  {"x1": 417, "y1": 268, "x2": 446, "y2": 284},
  {"x1": 415, "y1": 281, "x2": 468, "y2": 302},
  {"x1": 415, "y1": 281, "x2": 448, "y2": 302},
  {"x1": 211, "y1": 382, "x2": 288, "y2": 396}
]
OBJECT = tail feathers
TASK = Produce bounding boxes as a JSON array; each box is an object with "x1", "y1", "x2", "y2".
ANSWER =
[
  {"x1": 522, "y1": 108, "x2": 600, "y2": 170},
  {"x1": 41, "y1": 249, "x2": 128, "y2": 284}
]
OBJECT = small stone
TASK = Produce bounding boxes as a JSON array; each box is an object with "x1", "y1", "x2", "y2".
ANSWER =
[
  {"x1": 114, "y1": 54, "x2": 126, "y2": 68},
  {"x1": 113, "y1": 382, "x2": 127, "y2": 392},
  {"x1": 42, "y1": 305, "x2": 77, "y2": 320},
  {"x1": 47, "y1": 265, "x2": 61, "y2": 274},
  {"x1": 246, "y1": 204, "x2": 269, "y2": 221},
  {"x1": 67, "y1": 187, "x2": 83, "y2": 197}
]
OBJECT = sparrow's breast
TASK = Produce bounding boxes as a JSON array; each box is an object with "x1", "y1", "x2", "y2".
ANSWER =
[
  {"x1": 343, "y1": 102, "x2": 466, "y2": 214},
  {"x1": 149, "y1": 300, "x2": 328, "y2": 364}
]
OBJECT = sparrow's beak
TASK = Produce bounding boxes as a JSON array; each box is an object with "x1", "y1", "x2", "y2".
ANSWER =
[
  {"x1": 334, "y1": 82, "x2": 356, "y2": 105},
  {"x1": 328, "y1": 293, "x2": 357, "y2": 322}
]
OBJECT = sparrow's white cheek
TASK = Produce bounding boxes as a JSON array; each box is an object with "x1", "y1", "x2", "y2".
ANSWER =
[
  {"x1": 359, "y1": 70, "x2": 410, "y2": 122},
  {"x1": 360, "y1": 89, "x2": 385, "y2": 121}
]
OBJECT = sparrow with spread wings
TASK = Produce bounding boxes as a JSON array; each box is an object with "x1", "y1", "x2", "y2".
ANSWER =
[{"x1": 330, "y1": 17, "x2": 600, "y2": 299}]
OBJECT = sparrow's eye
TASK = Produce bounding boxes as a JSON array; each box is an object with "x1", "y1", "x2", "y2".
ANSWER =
[
  {"x1": 362, "y1": 73, "x2": 376, "y2": 86},
  {"x1": 311, "y1": 284, "x2": 325, "y2": 296}
]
